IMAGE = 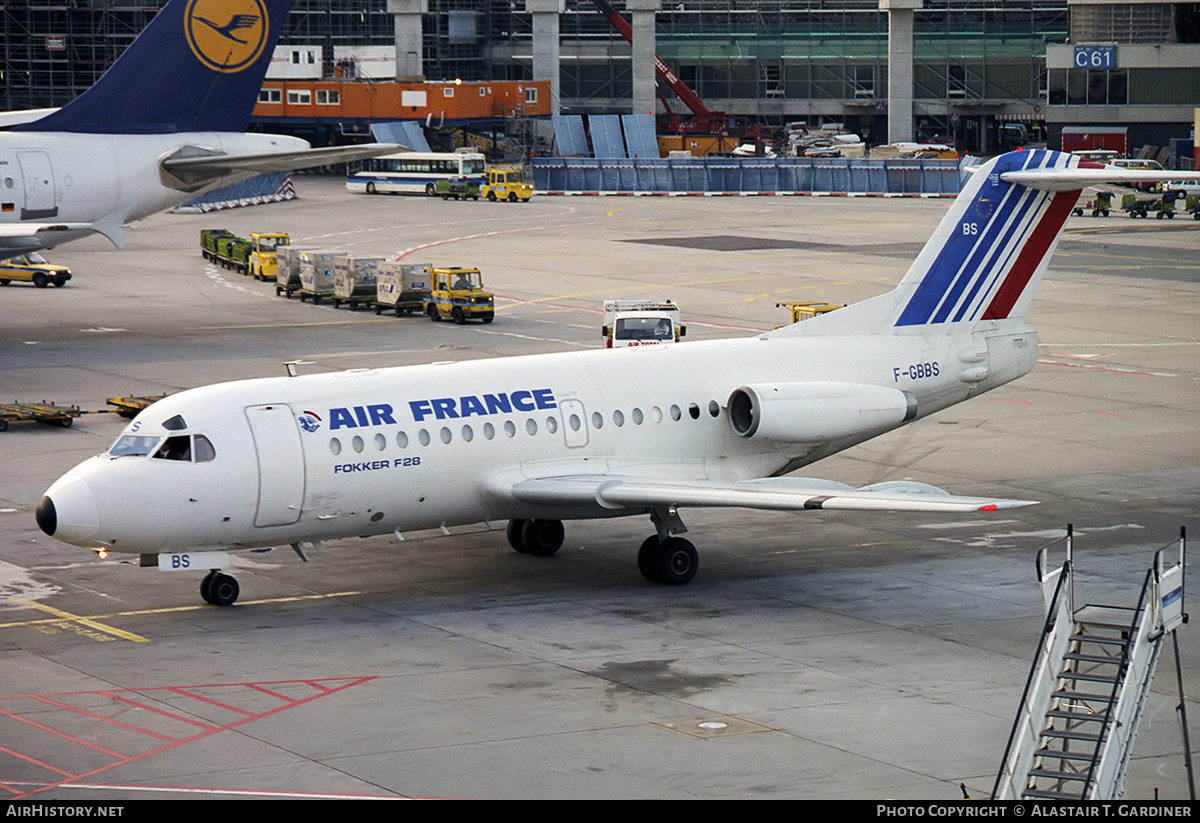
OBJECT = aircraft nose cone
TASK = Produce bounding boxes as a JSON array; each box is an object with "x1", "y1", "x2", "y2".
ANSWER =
[
  {"x1": 35, "y1": 495, "x2": 56, "y2": 536},
  {"x1": 37, "y1": 475, "x2": 100, "y2": 544}
]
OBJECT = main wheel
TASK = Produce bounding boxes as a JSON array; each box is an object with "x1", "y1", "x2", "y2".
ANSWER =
[
  {"x1": 507, "y1": 519, "x2": 529, "y2": 553},
  {"x1": 639, "y1": 536, "x2": 699, "y2": 585},
  {"x1": 520, "y1": 519, "x2": 564, "y2": 557},
  {"x1": 637, "y1": 536, "x2": 661, "y2": 582}
]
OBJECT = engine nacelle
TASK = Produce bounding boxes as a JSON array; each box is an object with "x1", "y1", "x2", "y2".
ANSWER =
[{"x1": 728, "y1": 382, "x2": 917, "y2": 443}]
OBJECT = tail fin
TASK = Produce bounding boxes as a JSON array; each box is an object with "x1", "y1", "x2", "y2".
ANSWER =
[
  {"x1": 768, "y1": 150, "x2": 1088, "y2": 337},
  {"x1": 16, "y1": 0, "x2": 290, "y2": 134}
]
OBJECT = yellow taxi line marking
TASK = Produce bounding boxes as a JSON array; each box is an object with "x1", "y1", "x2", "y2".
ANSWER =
[
  {"x1": 0, "y1": 592, "x2": 365, "y2": 636},
  {"x1": 13, "y1": 600, "x2": 149, "y2": 643}
]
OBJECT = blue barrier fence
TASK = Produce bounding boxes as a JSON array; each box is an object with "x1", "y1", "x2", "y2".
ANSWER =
[{"x1": 532, "y1": 156, "x2": 970, "y2": 195}]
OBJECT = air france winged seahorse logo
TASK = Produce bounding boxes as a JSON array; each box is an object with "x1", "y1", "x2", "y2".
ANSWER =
[{"x1": 184, "y1": 0, "x2": 270, "y2": 74}]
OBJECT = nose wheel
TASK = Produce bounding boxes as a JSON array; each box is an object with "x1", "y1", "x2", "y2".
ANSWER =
[{"x1": 200, "y1": 570, "x2": 240, "y2": 606}]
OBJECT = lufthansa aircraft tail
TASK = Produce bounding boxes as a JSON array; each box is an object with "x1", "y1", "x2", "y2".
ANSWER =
[
  {"x1": 768, "y1": 149, "x2": 1198, "y2": 338},
  {"x1": 15, "y1": 0, "x2": 290, "y2": 134}
]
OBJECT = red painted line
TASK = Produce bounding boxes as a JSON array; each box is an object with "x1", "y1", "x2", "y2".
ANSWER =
[
  {"x1": 1036, "y1": 359, "x2": 1171, "y2": 378},
  {"x1": 995, "y1": 398, "x2": 1035, "y2": 405},
  {"x1": 247, "y1": 683, "x2": 300, "y2": 702},
  {"x1": 0, "y1": 743, "x2": 74, "y2": 778},
  {"x1": 32, "y1": 695, "x2": 181, "y2": 744},
  {"x1": 6, "y1": 678, "x2": 377, "y2": 801},
  {"x1": 105, "y1": 693, "x2": 217, "y2": 732},
  {"x1": 168, "y1": 687, "x2": 256, "y2": 717},
  {"x1": 1094, "y1": 412, "x2": 1133, "y2": 419},
  {"x1": 0, "y1": 707, "x2": 125, "y2": 758}
]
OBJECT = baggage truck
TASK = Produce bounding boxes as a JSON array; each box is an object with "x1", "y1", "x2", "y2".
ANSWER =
[
  {"x1": 424, "y1": 267, "x2": 494, "y2": 324},
  {"x1": 247, "y1": 232, "x2": 291, "y2": 281}
]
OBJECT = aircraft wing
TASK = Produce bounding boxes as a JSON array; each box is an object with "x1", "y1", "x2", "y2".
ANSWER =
[
  {"x1": 0, "y1": 222, "x2": 107, "y2": 259},
  {"x1": 159, "y1": 143, "x2": 402, "y2": 191},
  {"x1": 501, "y1": 475, "x2": 1036, "y2": 514}
]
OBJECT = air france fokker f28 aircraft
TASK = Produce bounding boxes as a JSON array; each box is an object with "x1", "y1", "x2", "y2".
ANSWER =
[
  {"x1": 0, "y1": 0, "x2": 394, "y2": 259},
  {"x1": 36, "y1": 150, "x2": 1200, "y2": 606}
]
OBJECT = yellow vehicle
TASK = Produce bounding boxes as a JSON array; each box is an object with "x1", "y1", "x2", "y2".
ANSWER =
[
  {"x1": 0, "y1": 253, "x2": 72, "y2": 288},
  {"x1": 776, "y1": 301, "x2": 844, "y2": 325},
  {"x1": 424, "y1": 267, "x2": 495, "y2": 324},
  {"x1": 247, "y1": 232, "x2": 291, "y2": 281},
  {"x1": 481, "y1": 168, "x2": 534, "y2": 203}
]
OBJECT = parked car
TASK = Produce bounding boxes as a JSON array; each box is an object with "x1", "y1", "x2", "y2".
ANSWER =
[{"x1": 0, "y1": 253, "x2": 73, "y2": 288}]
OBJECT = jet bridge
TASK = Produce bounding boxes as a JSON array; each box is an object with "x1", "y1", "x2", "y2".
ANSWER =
[{"x1": 993, "y1": 526, "x2": 1192, "y2": 800}]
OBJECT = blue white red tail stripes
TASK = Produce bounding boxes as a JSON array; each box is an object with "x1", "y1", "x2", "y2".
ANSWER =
[
  {"x1": 16, "y1": 0, "x2": 291, "y2": 134},
  {"x1": 894, "y1": 150, "x2": 1078, "y2": 327}
]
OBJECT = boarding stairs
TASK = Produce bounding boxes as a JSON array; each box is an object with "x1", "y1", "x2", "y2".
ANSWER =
[{"x1": 993, "y1": 526, "x2": 1191, "y2": 800}]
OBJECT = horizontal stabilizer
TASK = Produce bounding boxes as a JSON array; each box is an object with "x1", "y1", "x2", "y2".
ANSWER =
[
  {"x1": 159, "y1": 143, "x2": 401, "y2": 192},
  {"x1": 502, "y1": 475, "x2": 1036, "y2": 515},
  {"x1": 1001, "y1": 165, "x2": 1200, "y2": 193}
]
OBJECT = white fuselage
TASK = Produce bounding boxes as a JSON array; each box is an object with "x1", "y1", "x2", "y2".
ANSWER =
[
  {"x1": 43, "y1": 324, "x2": 1035, "y2": 555},
  {"x1": 0, "y1": 131, "x2": 309, "y2": 244}
]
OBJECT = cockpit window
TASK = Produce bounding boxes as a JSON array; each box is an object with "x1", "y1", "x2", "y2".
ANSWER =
[
  {"x1": 152, "y1": 434, "x2": 216, "y2": 463},
  {"x1": 162, "y1": 415, "x2": 187, "y2": 431},
  {"x1": 109, "y1": 435, "x2": 162, "y2": 457},
  {"x1": 154, "y1": 436, "x2": 192, "y2": 461},
  {"x1": 194, "y1": 435, "x2": 216, "y2": 463}
]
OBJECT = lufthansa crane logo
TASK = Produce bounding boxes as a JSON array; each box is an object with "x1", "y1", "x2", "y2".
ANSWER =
[{"x1": 184, "y1": 0, "x2": 269, "y2": 74}]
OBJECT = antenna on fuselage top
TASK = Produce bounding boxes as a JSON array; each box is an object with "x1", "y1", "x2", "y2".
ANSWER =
[{"x1": 284, "y1": 360, "x2": 314, "y2": 378}]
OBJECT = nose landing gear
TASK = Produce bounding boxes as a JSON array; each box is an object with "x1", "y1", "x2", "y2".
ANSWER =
[{"x1": 200, "y1": 570, "x2": 240, "y2": 606}]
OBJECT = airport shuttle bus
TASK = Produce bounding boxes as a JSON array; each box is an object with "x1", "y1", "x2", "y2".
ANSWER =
[{"x1": 346, "y1": 151, "x2": 486, "y2": 196}]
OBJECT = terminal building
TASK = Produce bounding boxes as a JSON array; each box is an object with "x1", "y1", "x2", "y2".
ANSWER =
[{"x1": 2, "y1": 0, "x2": 1195, "y2": 161}]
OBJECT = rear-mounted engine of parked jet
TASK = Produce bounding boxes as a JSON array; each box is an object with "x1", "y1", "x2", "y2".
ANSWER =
[{"x1": 727, "y1": 382, "x2": 918, "y2": 442}]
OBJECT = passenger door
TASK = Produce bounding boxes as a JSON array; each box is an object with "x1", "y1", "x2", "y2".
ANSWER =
[{"x1": 244, "y1": 404, "x2": 306, "y2": 527}]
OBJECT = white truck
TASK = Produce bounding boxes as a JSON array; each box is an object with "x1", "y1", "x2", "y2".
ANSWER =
[{"x1": 601, "y1": 300, "x2": 686, "y2": 348}]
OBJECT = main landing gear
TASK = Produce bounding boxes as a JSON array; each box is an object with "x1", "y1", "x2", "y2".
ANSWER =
[
  {"x1": 200, "y1": 570, "x2": 240, "y2": 606},
  {"x1": 506, "y1": 518, "x2": 565, "y2": 556},
  {"x1": 506, "y1": 507, "x2": 699, "y2": 586}
]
